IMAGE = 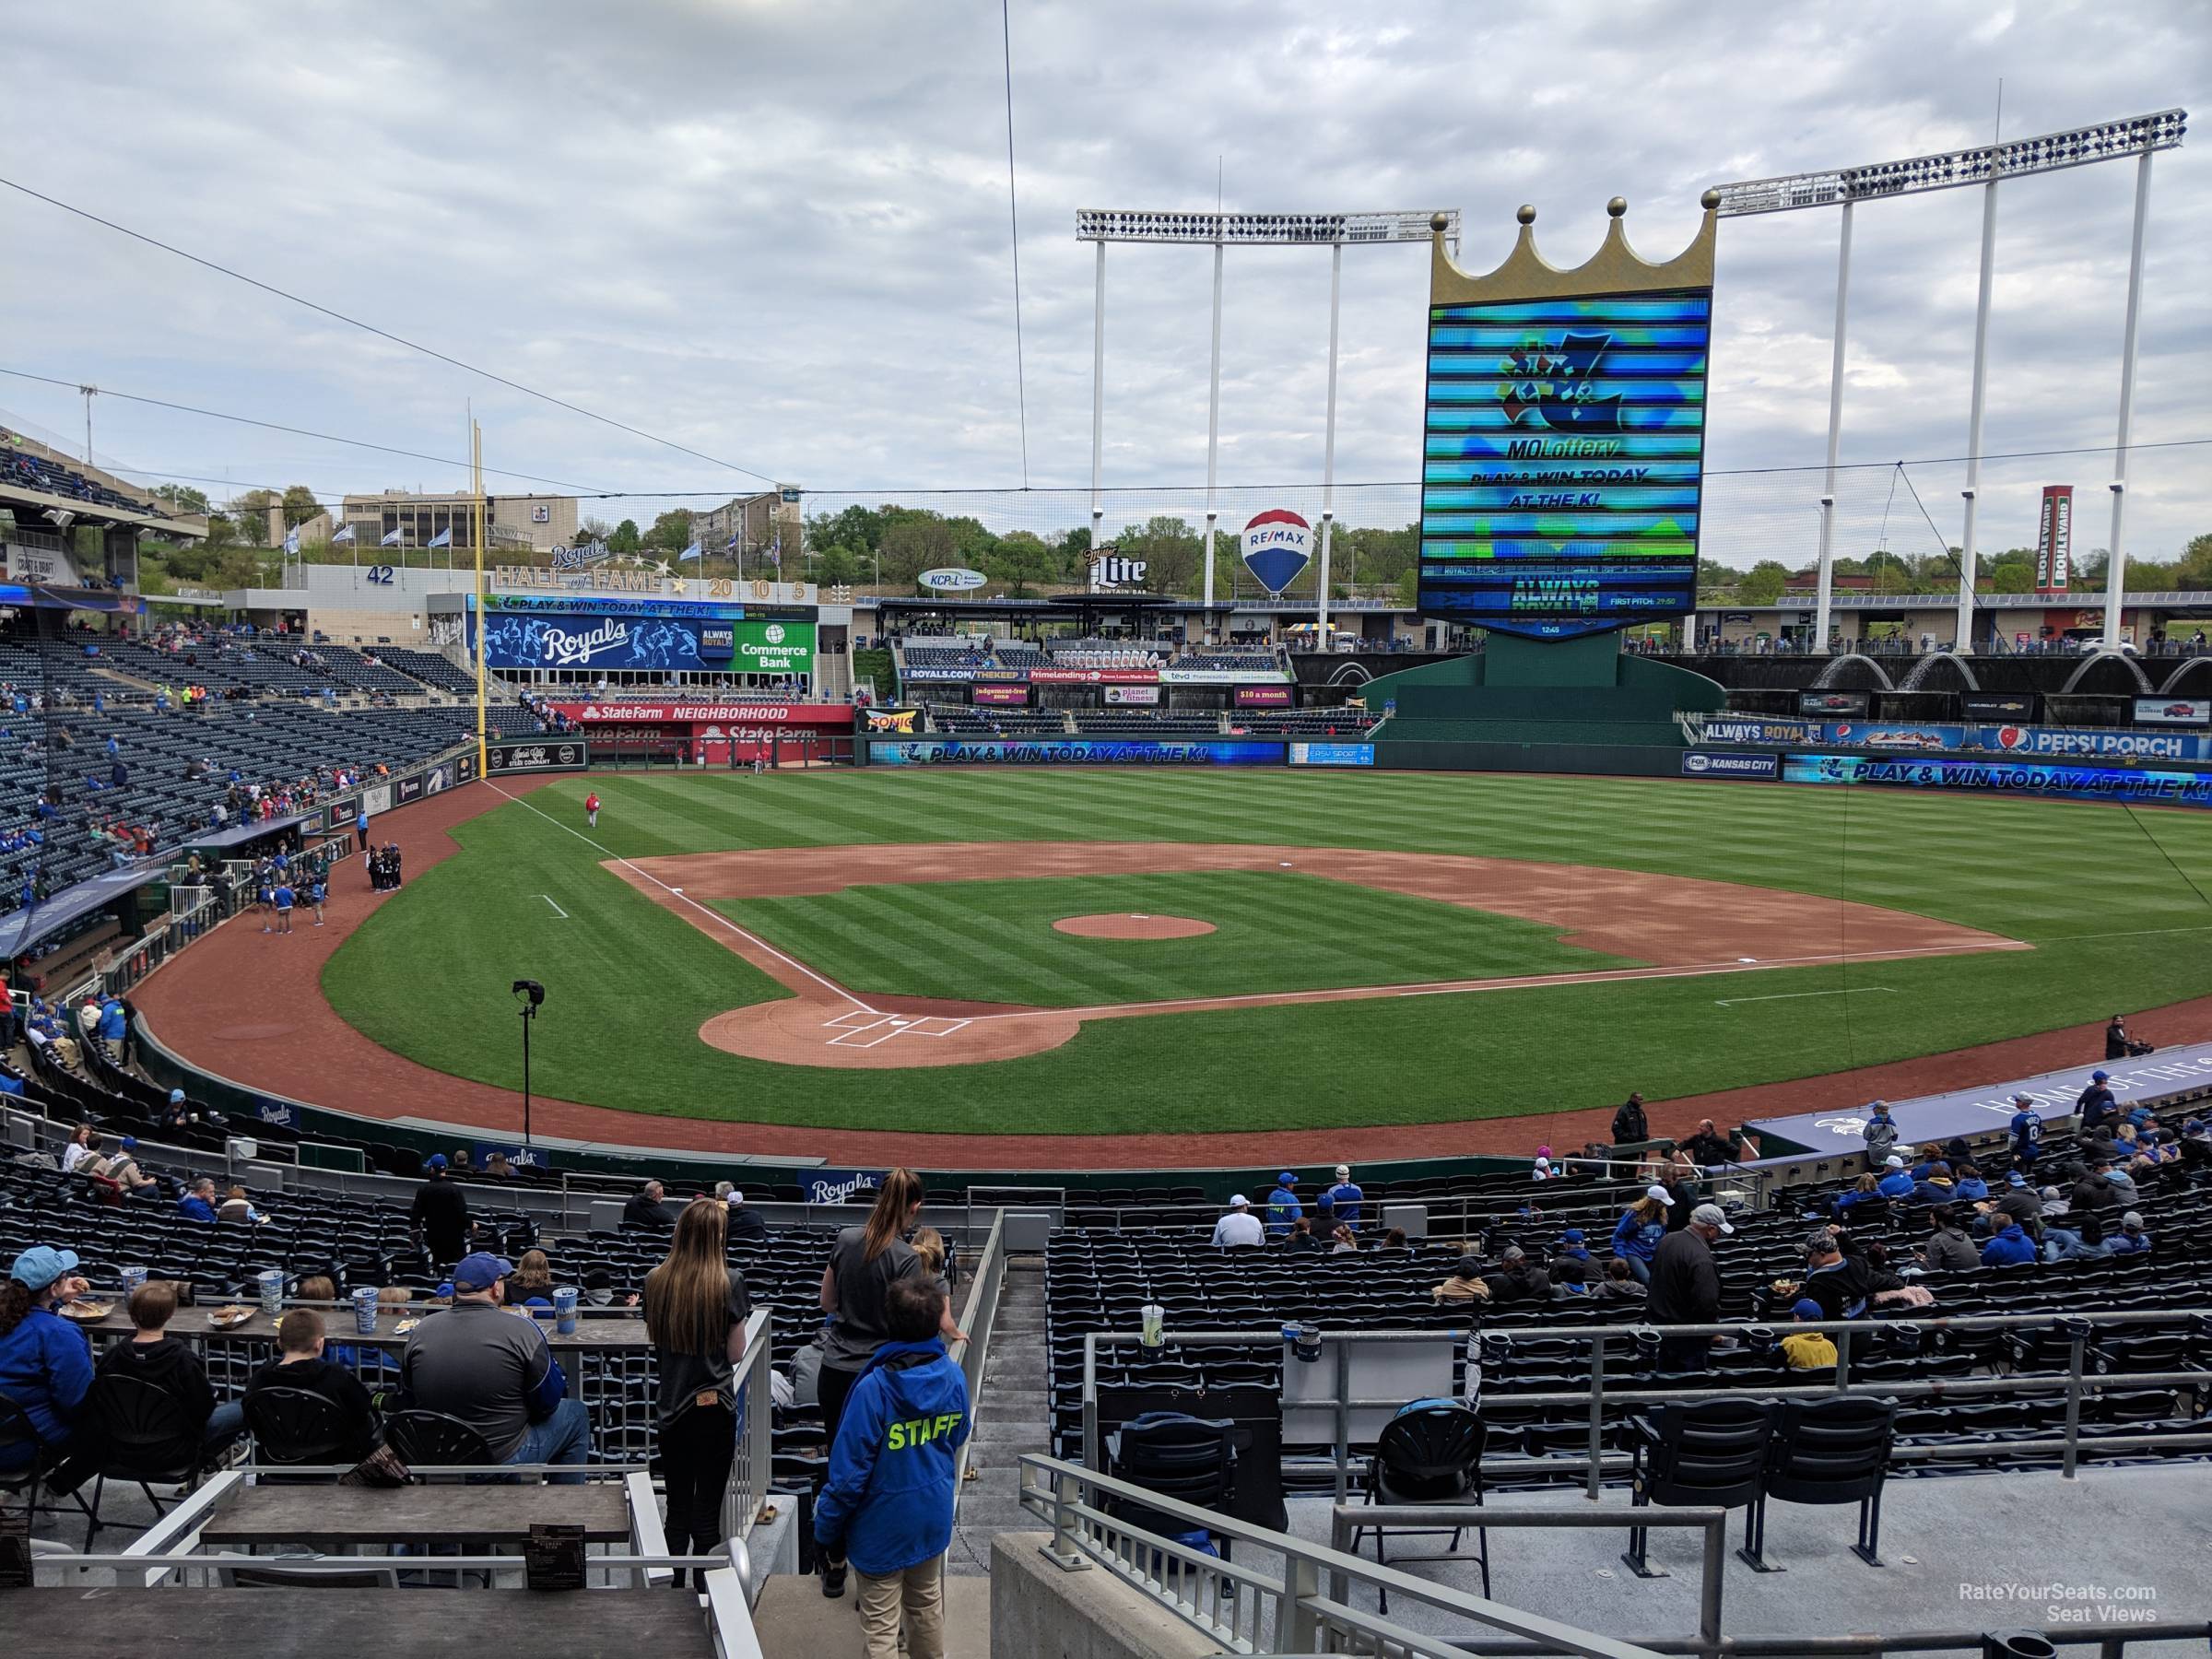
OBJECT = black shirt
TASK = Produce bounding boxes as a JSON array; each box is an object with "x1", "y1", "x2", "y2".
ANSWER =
[
  {"x1": 650, "y1": 1276, "x2": 754, "y2": 1428},
  {"x1": 623, "y1": 1194, "x2": 677, "y2": 1230},
  {"x1": 1647, "y1": 1230, "x2": 1720, "y2": 1325},
  {"x1": 244, "y1": 1354, "x2": 381, "y2": 1462},
  {"x1": 1612, "y1": 1100, "x2": 1648, "y2": 1144},
  {"x1": 409, "y1": 1177, "x2": 470, "y2": 1257},
  {"x1": 725, "y1": 1205, "x2": 769, "y2": 1242}
]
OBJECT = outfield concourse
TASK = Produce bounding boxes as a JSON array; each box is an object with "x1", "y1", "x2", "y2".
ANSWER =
[{"x1": 278, "y1": 766, "x2": 2212, "y2": 1138}]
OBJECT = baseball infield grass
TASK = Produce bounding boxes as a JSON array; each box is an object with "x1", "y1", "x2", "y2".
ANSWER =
[
  {"x1": 320, "y1": 769, "x2": 2212, "y2": 1134},
  {"x1": 714, "y1": 870, "x2": 1636, "y2": 1007}
]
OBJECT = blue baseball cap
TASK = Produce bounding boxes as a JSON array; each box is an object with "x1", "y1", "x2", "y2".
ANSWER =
[
  {"x1": 12, "y1": 1245, "x2": 79, "y2": 1291},
  {"x1": 453, "y1": 1252, "x2": 513, "y2": 1292},
  {"x1": 2092, "y1": 1070, "x2": 2109, "y2": 1082},
  {"x1": 425, "y1": 1153, "x2": 447, "y2": 1170},
  {"x1": 169, "y1": 1088, "x2": 184, "y2": 1104},
  {"x1": 1562, "y1": 1228, "x2": 1585, "y2": 1243},
  {"x1": 120, "y1": 1136, "x2": 137, "y2": 1150},
  {"x1": 1277, "y1": 1171, "x2": 1297, "y2": 1186},
  {"x1": 2007, "y1": 1171, "x2": 2029, "y2": 1187},
  {"x1": 1789, "y1": 1299, "x2": 1824, "y2": 1321}
]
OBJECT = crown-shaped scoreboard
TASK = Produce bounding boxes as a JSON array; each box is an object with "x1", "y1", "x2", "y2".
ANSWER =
[{"x1": 1419, "y1": 192, "x2": 1721, "y2": 640}]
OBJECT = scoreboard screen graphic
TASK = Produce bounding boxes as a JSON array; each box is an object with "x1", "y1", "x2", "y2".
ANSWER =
[{"x1": 1418, "y1": 291, "x2": 1709, "y2": 639}]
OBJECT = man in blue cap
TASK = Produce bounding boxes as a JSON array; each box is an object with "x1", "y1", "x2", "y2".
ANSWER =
[
  {"x1": 399, "y1": 1252, "x2": 590, "y2": 1481},
  {"x1": 0, "y1": 1245, "x2": 94, "y2": 1474},
  {"x1": 1265, "y1": 1172, "x2": 1301, "y2": 1240},
  {"x1": 2077, "y1": 1071, "x2": 2119, "y2": 1137}
]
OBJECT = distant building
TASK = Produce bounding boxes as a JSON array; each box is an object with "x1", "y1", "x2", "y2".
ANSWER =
[
  {"x1": 338, "y1": 489, "x2": 577, "y2": 553},
  {"x1": 692, "y1": 490, "x2": 800, "y2": 560}
]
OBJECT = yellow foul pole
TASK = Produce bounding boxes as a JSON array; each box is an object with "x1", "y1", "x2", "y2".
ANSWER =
[{"x1": 473, "y1": 419, "x2": 488, "y2": 779}]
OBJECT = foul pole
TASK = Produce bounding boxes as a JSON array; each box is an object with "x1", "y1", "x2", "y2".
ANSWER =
[{"x1": 473, "y1": 418, "x2": 488, "y2": 778}]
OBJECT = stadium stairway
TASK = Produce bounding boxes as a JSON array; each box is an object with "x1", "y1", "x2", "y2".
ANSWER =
[{"x1": 951, "y1": 1254, "x2": 1048, "y2": 1572}]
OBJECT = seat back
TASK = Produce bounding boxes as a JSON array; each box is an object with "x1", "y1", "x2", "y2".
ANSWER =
[
  {"x1": 1108, "y1": 1413, "x2": 1235, "y2": 1535},
  {"x1": 383, "y1": 1407, "x2": 495, "y2": 1469},
  {"x1": 84, "y1": 1371, "x2": 200, "y2": 1479},
  {"x1": 242, "y1": 1385, "x2": 356, "y2": 1466},
  {"x1": 1375, "y1": 1404, "x2": 1485, "y2": 1500},
  {"x1": 1764, "y1": 1397, "x2": 1896, "y2": 1504},
  {"x1": 1638, "y1": 1398, "x2": 1771, "y2": 1510}
]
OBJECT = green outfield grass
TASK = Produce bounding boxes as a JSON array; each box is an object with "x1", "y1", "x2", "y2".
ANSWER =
[
  {"x1": 318, "y1": 769, "x2": 2212, "y2": 1135},
  {"x1": 714, "y1": 869, "x2": 1635, "y2": 1007}
]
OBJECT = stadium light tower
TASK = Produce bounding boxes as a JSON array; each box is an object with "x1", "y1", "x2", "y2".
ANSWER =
[
  {"x1": 1076, "y1": 208, "x2": 1460, "y2": 635},
  {"x1": 1712, "y1": 109, "x2": 2185, "y2": 654}
]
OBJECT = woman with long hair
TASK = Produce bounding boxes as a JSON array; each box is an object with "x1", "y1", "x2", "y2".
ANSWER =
[
  {"x1": 816, "y1": 1170, "x2": 966, "y2": 1600},
  {"x1": 1609, "y1": 1194, "x2": 1668, "y2": 1285},
  {"x1": 511, "y1": 1249, "x2": 555, "y2": 1302},
  {"x1": 642, "y1": 1197, "x2": 752, "y2": 1586}
]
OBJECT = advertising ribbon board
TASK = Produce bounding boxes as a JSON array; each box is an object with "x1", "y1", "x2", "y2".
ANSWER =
[
  {"x1": 1102, "y1": 684, "x2": 1161, "y2": 705},
  {"x1": 1980, "y1": 724, "x2": 2212, "y2": 762},
  {"x1": 1785, "y1": 754, "x2": 2212, "y2": 808},
  {"x1": 2134, "y1": 698, "x2": 2211, "y2": 727},
  {"x1": 1961, "y1": 693, "x2": 2038, "y2": 720},
  {"x1": 871, "y1": 738, "x2": 1281, "y2": 767},
  {"x1": 971, "y1": 685, "x2": 1030, "y2": 706},
  {"x1": 1029, "y1": 667, "x2": 1159, "y2": 686},
  {"x1": 1234, "y1": 686, "x2": 1294, "y2": 707},
  {"x1": 1698, "y1": 716, "x2": 1820, "y2": 746},
  {"x1": 1798, "y1": 690, "x2": 1870, "y2": 717},
  {"x1": 487, "y1": 739, "x2": 591, "y2": 774}
]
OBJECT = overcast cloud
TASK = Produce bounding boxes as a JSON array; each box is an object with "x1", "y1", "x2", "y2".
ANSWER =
[{"x1": 3, "y1": 1, "x2": 2206, "y2": 568}]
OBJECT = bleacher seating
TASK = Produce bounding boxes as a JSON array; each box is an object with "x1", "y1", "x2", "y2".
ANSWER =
[
  {"x1": 1044, "y1": 1143, "x2": 2212, "y2": 1478},
  {"x1": 375, "y1": 648, "x2": 479, "y2": 694},
  {"x1": 1230, "y1": 709, "x2": 1381, "y2": 735},
  {"x1": 2, "y1": 446, "x2": 169, "y2": 516}
]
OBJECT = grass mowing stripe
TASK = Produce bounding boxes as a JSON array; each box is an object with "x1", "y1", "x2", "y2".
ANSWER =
[{"x1": 319, "y1": 770, "x2": 2212, "y2": 1133}]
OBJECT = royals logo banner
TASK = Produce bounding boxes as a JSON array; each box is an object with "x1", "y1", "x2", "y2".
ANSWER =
[{"x1": 1241, "y1": 509, "x2": 1312, "y2": 595}]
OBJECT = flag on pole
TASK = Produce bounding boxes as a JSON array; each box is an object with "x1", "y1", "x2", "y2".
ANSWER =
[
  {"x1": 769, "y1": 532, "x2": 782, "y2": 567},
  {"x1": 725, "y1": 532, "x2": 739, "y2": 555},
  {"x1": 283, "y1": 528, "x2": 300, "y2": 555},
  {"x1": 429, "y1": 527, "x2": 453, "y2": 549},
  {"x1": 678, "y1": 541, "x2": 702, "y2": 562},
  {"x1": 331, "y1": 524, "x2": 357, "y2": 546},
  {"x1": 379, "y1": 528, "x2": 404, "y2": 548}
]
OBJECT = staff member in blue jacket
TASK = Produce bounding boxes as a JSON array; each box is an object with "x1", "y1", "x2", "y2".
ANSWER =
[{"x1": 814, "y1": 1278, "x2": 971, "y2": 1658}]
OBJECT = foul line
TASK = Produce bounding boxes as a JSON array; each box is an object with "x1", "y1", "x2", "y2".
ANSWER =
[
  {"x1": 1714, "y1": 986, "x2": 1895, "y2": 1006},
  {"x1": 540, "y1": 895, "x2": 569, "y2": 919},
  {"x1": 487, "y1": 782, "x2": 876, "y2": 1013}
]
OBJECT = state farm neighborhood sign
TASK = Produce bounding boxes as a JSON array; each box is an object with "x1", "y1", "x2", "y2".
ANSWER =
[{"x1": 548, "y1": 702, "x2": 853, "y2": 725}]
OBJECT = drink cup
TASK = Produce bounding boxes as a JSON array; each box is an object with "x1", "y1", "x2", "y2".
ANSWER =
[
  {"x1": 1139, "y1": 1302, "x2": 1164, "y2": 1347},
  {"x1": 119, "y1": 1265, "x2": 148, "y2": 1300},
  {"x1": 256, "y1": 1269, "x2": 286, "y2": 1315},
  {"x1": 1293, "y1": 1321, "x2": 1323, "y2": 1364},
  {"x1": 552, "y1": 1285, "x2": 579, "y2": 1335},
  {"x1": 353, "y1": 1286, "x2": 380, "y2": 1335}
]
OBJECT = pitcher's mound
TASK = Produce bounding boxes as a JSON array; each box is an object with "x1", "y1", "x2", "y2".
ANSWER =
[{"x1": 1053, "y1": 912, "x2": 1217, "y2": 940}]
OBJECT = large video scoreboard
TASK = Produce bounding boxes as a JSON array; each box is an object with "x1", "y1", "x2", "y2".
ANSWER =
[{"x1": 1418, "y1": 289, "x2": 1711, "y2": 639}]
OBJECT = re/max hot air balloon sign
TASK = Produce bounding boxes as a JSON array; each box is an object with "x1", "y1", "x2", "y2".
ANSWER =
[{"x1": 1241, "y1": 509, "x2": 1312, "y2": 595}]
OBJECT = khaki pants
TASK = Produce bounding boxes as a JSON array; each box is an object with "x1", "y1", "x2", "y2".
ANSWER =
[{"x1": 854, "y1": 1556, "x2": 945, "y2": 1659}]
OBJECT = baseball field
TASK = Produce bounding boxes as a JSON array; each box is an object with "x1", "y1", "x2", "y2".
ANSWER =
[{"x1": 296, "y1": 767, "x2": 2212, "y2": 1137}]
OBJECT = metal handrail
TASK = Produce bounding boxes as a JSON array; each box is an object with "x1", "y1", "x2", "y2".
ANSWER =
[
  {"x1": 1018, "y1": 1451, "x2": 1673, "y2": 1659},
  {"x1": 725, "y1": 1306, "x2": 778, "y2": 1543},
  {"x1": 949, "y1": 1212, "x2": 1009, "y2": 1515},
  {"x1": 1081, "y1": 1308, "x2": 2212, "y2": 1495}
]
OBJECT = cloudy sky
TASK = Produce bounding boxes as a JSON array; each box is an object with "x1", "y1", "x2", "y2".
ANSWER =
[{"x1": 4, "y1": 1, "x2": 2206, "y2": 567}]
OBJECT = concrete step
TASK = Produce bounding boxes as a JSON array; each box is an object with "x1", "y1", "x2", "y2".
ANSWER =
[{"x1": 750, "y1": 1568, "x2": 989, "y2": 1655}]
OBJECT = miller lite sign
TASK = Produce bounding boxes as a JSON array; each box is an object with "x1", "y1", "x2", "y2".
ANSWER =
[
  {"x1": 2034, "y1": 484, "x2": 2074, "y2": 594},
  {"x1": 1088, "y1": 547, "x2": 1148, "y2": 592}
]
